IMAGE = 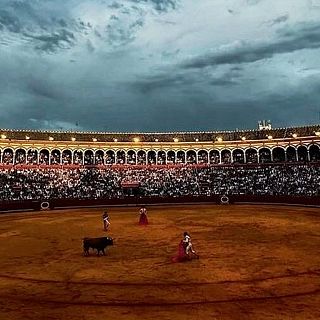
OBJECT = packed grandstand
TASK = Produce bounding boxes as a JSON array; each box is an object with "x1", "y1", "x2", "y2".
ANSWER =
[
  {"x1": 0, "y1": 124, "x2": 320, "y2": 205},
  {"x1": 0, "y1": 165, "x2": 319, "y2": 201}
]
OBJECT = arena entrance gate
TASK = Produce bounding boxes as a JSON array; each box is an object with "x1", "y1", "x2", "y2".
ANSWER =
[{"x1": 121, "y1": 181, "x2": 140, "y2": 197}]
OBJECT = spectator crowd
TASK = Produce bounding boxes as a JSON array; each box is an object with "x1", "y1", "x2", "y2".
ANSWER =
[{"x1": 0, "y1": 164, "x2": 319, "y2": 201}]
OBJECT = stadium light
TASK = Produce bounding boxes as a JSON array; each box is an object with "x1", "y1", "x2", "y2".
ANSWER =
[
  {"x1": 71, "y1": 137, "x2": 76, "y2": 142},
  {"x1": 92, "y1": 138, "x2": 97, "y2": 142},
  {"x1": 155, "y1": 139, "x2": 159, "y2": 142},
  {"x1": 1, "y1": 134, "x2": 6, "y2": 139},
  {"x1": 315, "y1": 131, "x2": 320, "y2": 136},
  {"x1": 25, "y1": 136, "x2": 30, "y2": 140},
  {"x1": 173, "y1": 138, "x2": 179, "y2": 143},
  {"x1": 133, "y1": 137, "x2": 140, "y2": 143},
  {"x1": 195, "y1": 138, "x2": 199, "y2": 142},
  {"x1": 114, "y1": 138, "x2": 118, "y2": 142},
  {"x1": 241, "y1": 136, "x2": 246, "y2": 141},
  {"x1": 217, "y1": 137, "x2": 223, "y2": 142},
  {"x1": 292, "y1": 133, "x2": 298, "y2": 138},
  {"x1": 49, "y1": 136, "x2": 54, "y2": 141},
  {"x1": 267, "y1": 135, "x2": 273, "y2": 140}
]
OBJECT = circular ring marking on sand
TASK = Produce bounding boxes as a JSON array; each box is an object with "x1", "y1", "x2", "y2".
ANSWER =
[
  {"x1": 220, "y1": 195, "x2": 229, "y2": 204},
  {"x1": 40, "y1": 201, "x2": 50, "y2": 210}
]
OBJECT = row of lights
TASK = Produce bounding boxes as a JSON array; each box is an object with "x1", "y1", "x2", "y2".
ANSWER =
[
  {"x1": 47, "y1": 137, "x2": 180, "y2": 142},
  {"x1": 66, "y1": 133, "x2": 302, "y2": 143},
  {"x1": 0, "y1": 132, "x2": 318, "y2": 142},
  {"x1": 0, "y1": 135, "x2": 212, "y2": 142},
  {"x1": 0, "y1": 135, "x2": 283, "y2": 142}
]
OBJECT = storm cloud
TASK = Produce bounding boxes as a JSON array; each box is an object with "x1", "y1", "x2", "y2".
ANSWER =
[
  {"x1": 0, "y1": 0, "x2": 319, "y2": 132},
  {"x1": 180, "y1": 22, "x2": 320, "y2": 69}
]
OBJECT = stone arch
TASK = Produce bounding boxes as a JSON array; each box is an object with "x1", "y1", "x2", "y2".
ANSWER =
[
  {"x1": 73, "y1": 150, "x2": 84, "y2": 165},
  {"x1": 95, "y1": 150, "x2": 104, "y2": 165},
  {"x1": 157, "y1": 151, "x2": 166, "y2": 165},
  {"x1": 209, "y1": 150, "x2": 220, "y2": 164},
  {"x1": 309, "y1": 144, "x2": 320, "y2": 162},
  {"x1": 245, "y1": 148, "x2": 258, "y2": 163},
  {"x1": 62, "y1": 149, "x2": 72, "y2": 165},
  {"x1": 272, "y1": 147, "x2": 285, "y2": 162},
  {"x1": 84, "y1": 150, "x2": 94, "y2": 165},
  {"x1": 51, "y1": 149, "x2": 61, "y2": 165},
  {"x1": 116, "y1": 150, "x2": 126, "y2": 164},
  {"x1": 39, "y1": 149, "x2": 50, "y2": 165},
  {"x1": 176, "y1": 151, "x2": 186, "y2": 164},
  {"x1": 167, "y1": 150, "x2": 175, "y2": 164},
  {"x1": 127, "y1": 150, "x2": 136, "y2": 165},
  {"x1": 221, "y1": 149, "x2": 231, "y2": 164},
  {"x1": 27, "y1": 149, "x2": 38, "y2": 164},
  {"x1": 259, "y1": 148, "x2": 272, "y2": 163},
  {"x1": 232, "y1": 149, "x2": 245, "y2": 164},
  {"x1": 137, "y1": 150, "x2": 147, "y2": 165},
  {"x1": 2, "y1": 148, "x2": 14, "y2": 164},
  {"x1": 186, "y1": 150, "x2": 197, "y2": 164},
  {"x1": 105, "y1": 150, "x2": 115, "y2": 164},
  {"x1": 197, "y1": 150, "x2": 208, "y2": 164},
  {"x1": 297, "y1": 145, "x2": 308, "y2": 162},
  {"x1": 15, "y1": 148, "x2": 26, "y2": 164},
  {"x1": 147, "y1": 150, "x2": 157, "y2": 165},
  {"x1": 286, "y1": 146, "x2": 297, "y2": 162}
]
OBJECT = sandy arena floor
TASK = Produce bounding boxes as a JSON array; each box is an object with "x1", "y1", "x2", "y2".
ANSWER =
[{"x1": 0, "y1": 204, "x2": 320, "y2": 320}]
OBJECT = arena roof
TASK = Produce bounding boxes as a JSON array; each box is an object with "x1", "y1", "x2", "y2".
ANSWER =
[{"x1": 0, "y1": 125, "x2": 319, "y2": 143}]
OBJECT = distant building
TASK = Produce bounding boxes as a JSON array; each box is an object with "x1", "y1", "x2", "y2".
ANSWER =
[{"x1": 258, "y1": 120, "x2": 272, "y2": 130}]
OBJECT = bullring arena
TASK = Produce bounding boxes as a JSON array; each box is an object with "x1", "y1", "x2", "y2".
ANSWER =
[
  {"x1": 0, "y1": 205, "x2": 320, "y2": 320},
  {"x1": 0, "y1": 125, "x2": 320, "y2": 319}
]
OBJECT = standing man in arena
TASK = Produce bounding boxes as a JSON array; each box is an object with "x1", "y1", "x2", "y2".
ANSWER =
[
  {"x1": 102, "y1": 211, "x2": 110, "y2": 231},
  {"x1": 183, "y1": 232, "x2": 199, "y2": 259},
  {"x1": 139, "y1": 206, "x2": 149, "y2": 225}
]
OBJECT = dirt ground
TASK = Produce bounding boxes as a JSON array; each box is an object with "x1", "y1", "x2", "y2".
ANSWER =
[{"x1": 0, "y1": 204, "x2": 320, "y2": 320}]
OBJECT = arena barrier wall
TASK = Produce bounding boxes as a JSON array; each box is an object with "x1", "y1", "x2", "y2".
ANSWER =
[{"x1": 0, "y1": 195, "x2": 319, "y2": 212}]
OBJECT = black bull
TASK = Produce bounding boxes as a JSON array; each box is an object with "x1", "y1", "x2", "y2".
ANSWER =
[{"x1": 83, "y1": 237, "x2": 114, "y2": 256}]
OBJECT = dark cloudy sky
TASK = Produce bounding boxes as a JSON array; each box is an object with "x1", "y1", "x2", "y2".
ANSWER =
[{"x1": 1, "y1": 0, "x2": 320, "y2": 132}]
